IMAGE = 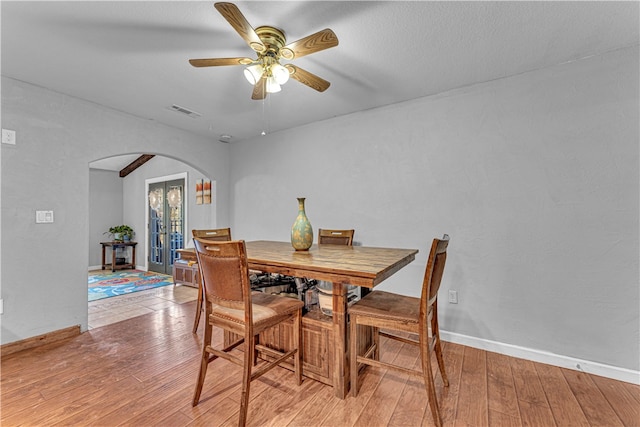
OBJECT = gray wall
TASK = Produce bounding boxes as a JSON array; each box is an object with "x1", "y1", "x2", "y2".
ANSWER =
[
  {"x1": 88, "y1": 169, "x2": 123, "y2": 268},
  {"x1": 229, "y1": 47, "x2": 639, "y2": 373},
  {"x1": 1, "y1": 76, "x2": 230, "y2": 343}
]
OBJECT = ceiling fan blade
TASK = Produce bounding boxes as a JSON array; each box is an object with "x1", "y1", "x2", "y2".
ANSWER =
[
  {"x1": 214, "y1": 2, "x2": 266, "y2": 53},
  {"x1": 251, "y1": 78, "x2": 266, "y2": 100},
  {"x1": 189, "y1": 57, "x2": 253, "y2": 67},
  {"x1": 285, "y1": 65, "x2": 330, "y2": 92},
  {"x1": 280, "y1": 29, "x2": 338, "y2": 60}
]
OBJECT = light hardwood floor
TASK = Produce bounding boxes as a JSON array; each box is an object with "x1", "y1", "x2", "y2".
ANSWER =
[
  {"x1": 3, "y1": 294, "x2": 639, "y2": 426},
  {"x1": 88, "y1": 270, "x2": 198, "y2": 329}
]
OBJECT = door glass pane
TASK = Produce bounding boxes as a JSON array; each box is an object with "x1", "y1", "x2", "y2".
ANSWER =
[
  {"x1": 149, "y1": 187, "x2": 164, "y2": 266},
  {"x1": 167, "y1": 184, "x2": 184, "y2": 266}
]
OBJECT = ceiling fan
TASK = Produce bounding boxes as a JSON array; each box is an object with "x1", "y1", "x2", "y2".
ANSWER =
[{"x1": 189, "y1": 2, "x2": 339, "y2": 100}]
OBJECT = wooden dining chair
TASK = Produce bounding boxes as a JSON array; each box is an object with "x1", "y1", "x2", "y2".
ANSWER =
[
  {"x1": 191, "y1": 228, "x2": 232, "y2": 333},
  {"x1": 349, "y1": 235, "x2": 450, "y2": 427},
  {"x1": 192, "y1": 238, "x2": 303, "y2": 427},
  {"x1": 318, "y1": 228, "x2": 355, "y2": 246}
]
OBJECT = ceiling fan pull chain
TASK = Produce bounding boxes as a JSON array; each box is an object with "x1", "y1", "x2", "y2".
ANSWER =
[{"x1": 261, "y1": 97, "x2": 267, "y2": 136}]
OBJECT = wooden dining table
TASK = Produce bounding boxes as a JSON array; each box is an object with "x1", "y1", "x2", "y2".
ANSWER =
[{"x1": 244, "y1": 240, "x2": 419, "y2": 398}]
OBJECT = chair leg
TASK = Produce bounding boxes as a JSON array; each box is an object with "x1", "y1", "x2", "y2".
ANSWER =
[
  {"x1": 431, "y1": 308, "x2": 449, "y2": 386},
  {"x1": 252, "y1": 332, "x2": 259, "y2": 367},
  {"x1": 192, "y1": 282, "x2": 203, "y2": 333},
  {"x1": 421, "y1": 348, "x2": 443, "y2": 427},
  {"x1": 372, "y1": 326, "x2": 380, "y2": 361},
  {"x1": 293, "y1": 309, "x2": 303, "y2": 385},
  {"x1": 349, "y1": 313, "x2": 359, "y2": 397},
  {"x1": 238, "y1": 334, "x2": 254, "y2": 427},
  {"x1": 192, "y1": 318, "x2": 212, "y2": 406}
]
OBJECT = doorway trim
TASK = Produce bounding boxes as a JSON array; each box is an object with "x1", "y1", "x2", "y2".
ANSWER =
[{"x1": 144, "y1": 172, "x2": 188, "y2": 271}]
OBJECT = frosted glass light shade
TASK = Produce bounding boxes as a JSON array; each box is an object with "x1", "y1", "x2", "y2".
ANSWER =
[
  {"x1": 244, "y1": 64, "x2": 264, "y2": 85},
  {"x1": 265, "y1": 76, "x2": 281, "y2": 93},
  {"x1": 271, "y1": 63, "x2": 290, "y2": 85}
]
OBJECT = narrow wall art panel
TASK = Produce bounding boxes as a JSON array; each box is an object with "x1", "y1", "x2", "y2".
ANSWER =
[{"x1": 196, "y1": 179, "x2": 203, "y2": 205}]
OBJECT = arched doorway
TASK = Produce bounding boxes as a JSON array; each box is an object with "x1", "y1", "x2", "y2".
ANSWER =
[{"x1": 87, "y1": 153, "x2": 216, "y2": 329}]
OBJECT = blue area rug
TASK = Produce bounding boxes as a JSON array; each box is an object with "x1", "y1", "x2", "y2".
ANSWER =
[{"x1": 88, "y1": 270, "x2": 173, "y2": 301}]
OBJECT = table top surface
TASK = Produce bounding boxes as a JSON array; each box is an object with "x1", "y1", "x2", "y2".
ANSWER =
[
  {"x1": 245, "y1": 240, "x2": 418, "y2": 288},
  {"x1": 178, "y1": 240, "x2": 418, "y2": 287}
]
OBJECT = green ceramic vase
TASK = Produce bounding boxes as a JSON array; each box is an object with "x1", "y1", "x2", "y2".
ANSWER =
[{"x1": 291, "y1": 197, "x2": 313, "y2": 251}]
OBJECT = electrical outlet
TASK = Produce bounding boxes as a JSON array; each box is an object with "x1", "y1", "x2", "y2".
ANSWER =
[
  {"x1": 1, "y1": 129, "x2": 16, "y2": 145},
  {"x1": 448, "y1": 290, "x2": 458, "y2": 304}
]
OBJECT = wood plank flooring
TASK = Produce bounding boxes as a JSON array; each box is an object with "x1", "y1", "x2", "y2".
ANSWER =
[{"x1": 3, "y1": 297, "x2": 639, "y2": 426}]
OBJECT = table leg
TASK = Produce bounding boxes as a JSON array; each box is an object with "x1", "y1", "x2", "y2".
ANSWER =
[
  {"x1": 101, "y1": 245, "x2": 106, "y2": 270},
  {"x1": 111, "y1": 246, "x2": 117, "y2": 272},
  {"x1": 332, "y1": 281, "x2": 349, "y2": 399}
]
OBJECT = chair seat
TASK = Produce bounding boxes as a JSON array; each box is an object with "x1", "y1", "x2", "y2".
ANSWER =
[
  {"x1": 211, "y1": 291, "x2": 303, "y2": 328},
  {"x1": 349, "y1": 290, "x2": 421, "y2": 324}
]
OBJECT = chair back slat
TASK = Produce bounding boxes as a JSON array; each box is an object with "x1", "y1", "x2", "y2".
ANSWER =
[
  {"x1": 189, "y1": 228, "x2": 232, "y2": 334},
  {"x1": 192, "y1": 228, "x2": 232, "y2": 241},
  {"x1": 420, "y1": 235, "x2": 449, "y2": 321},
  {"x1": 193, "y1": 238, "x2": 248, "y2": 311},
  {"x1": 318, "y1": 229, "x2": 354, "y2": 246}
]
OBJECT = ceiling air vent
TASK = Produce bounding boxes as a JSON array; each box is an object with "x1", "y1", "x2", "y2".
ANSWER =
[{"x1": 168, "y1": 104, "x2": 201, "y2": 118}]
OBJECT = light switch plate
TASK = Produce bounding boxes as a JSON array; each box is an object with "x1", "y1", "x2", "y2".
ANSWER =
[
  {"x1": 36, "y1": 210, "x2": 54, "y2": 223},
  {"x1": 448, "y1": 290, "x2": 458, "y2": 304},
  {"x1": 1, "y1": 129, "x2": 16, "y2": 145}
]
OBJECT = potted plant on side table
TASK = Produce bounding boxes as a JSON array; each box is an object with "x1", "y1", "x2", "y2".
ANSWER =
[{"x1": 105, "y1": 225, "x2": 135, "y2": 242}]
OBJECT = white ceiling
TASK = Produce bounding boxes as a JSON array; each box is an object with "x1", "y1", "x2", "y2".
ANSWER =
[
  {"x1": 89, "y1": 153, "x2": 143, "y2": 172},
  {"x1": 2, "y1": 1, "x2": 638, "y2": 160}
]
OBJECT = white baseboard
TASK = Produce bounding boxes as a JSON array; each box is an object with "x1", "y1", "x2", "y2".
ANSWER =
[{"x1": 440, "y1": 330, "x2": 640, "y2": 385}]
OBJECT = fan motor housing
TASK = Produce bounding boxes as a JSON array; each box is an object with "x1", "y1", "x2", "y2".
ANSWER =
[{"x1": 255, "y1": 26, "x2": 291, "y2": 59}]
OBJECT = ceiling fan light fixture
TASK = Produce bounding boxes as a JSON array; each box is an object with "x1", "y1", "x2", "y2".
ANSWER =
[
  {"x1": 189, "y1": 3, "x2": 338, "y2": 100},
  {"x1": 265, "y1": 76, "x2": 281, "y2": 93},
  {"x1": 244, "y1": 63, "x2": 264, "y2": 85},
  {"x1": 271, "y1": 63, "x2": 290, "y2": 85}
]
